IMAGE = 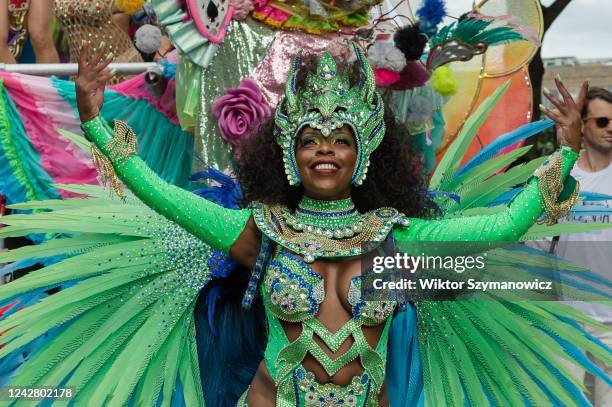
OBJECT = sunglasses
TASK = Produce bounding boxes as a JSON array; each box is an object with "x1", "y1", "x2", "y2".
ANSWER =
[{"x1": 583, "y1": 116, "x2": 612, "y2": 128}]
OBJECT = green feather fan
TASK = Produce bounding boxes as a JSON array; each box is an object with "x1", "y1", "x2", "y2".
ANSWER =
[
  {"x1": 416, "y1": 81, "x2": 612, "y2": 406},
  {"x1": 0, "y1": 186, "x2": 210, "y2": 406}
]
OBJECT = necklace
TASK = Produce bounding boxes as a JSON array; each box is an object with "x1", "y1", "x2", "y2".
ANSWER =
[
  {"x1": 252, "y1": 198, "x2": 411, "y2": 263},
  {"x1": 284, "y1": 197, "x2": 365, "y2": 238}
]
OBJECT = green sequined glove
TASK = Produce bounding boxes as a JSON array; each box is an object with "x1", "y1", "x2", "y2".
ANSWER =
[
  {"x1": 81, "y1": 116, "x2": 252, "y2": 254},
  {"x1": 395, "y1": 146, "x2": 579, "y2": 242}
]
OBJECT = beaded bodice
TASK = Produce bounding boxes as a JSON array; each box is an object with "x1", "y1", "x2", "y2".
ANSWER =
[
  {"x1": 261, "y1": 246, "x2": 395, "y2": 401},
  {"x1": 53, "y1": 0, "x2": 142, "y2": 70},
  {"x1": 252, "y1": 198, "x2": 401, "y2": 403},
  {"x1": 264, "y1": 251, "x2": 395, "y2": 326}
]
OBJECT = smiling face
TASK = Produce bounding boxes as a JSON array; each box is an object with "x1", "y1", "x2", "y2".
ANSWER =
[{"x1": 295, "y1": 125, "x2": 357, "y2": 200}]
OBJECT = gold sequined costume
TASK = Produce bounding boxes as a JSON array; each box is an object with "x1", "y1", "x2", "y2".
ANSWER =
[{"x1": 53, "y1": 0, "x2": 142, "y2": 81}]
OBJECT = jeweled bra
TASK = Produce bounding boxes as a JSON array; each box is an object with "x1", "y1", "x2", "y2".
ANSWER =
[{"x1": 243, "y1": 197, "x2": 407, "y2": 406}]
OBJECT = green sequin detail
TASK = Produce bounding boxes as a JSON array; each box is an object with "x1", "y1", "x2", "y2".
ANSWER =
[
  {"x1": 252, "y1": 202, "x2": 410, "y2": 263},
  {"x1": 284, "y1": 197, "x2": 365, "y2": 239},
  {"x1": 275, "y1": 47, "x2": 385, "y2": 186}
]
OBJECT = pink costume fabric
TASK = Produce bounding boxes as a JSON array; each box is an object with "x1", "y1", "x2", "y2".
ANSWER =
[
  {"x1": 252, "y1": 30, "x2": 353, "y2": 107},
  {"x1": 0, "y1": 72, "x2": 97, "y2": 195}
]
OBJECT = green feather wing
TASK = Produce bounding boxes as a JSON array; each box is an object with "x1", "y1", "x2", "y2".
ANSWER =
[
  {"x1": 0, "y1": 186, "x2": 213, "y2": 406},
  {"x1": 418, "y1": 78, "x2": 612, "y2": 405}
]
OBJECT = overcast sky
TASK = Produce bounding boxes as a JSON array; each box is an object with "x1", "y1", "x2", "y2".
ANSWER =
[{"x1": 442, "y1": 0, "x2": 612, "y2": 59}]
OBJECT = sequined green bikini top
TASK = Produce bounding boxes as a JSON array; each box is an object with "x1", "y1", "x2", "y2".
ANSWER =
[
  {"x1": 247, "y1": 199, "x2": 406, "y2": 396},
  {"x1": 251, "y1": 199, "x2": 405, "y2": 326},
  {"x1": 263, "y1": 251, "x2": 395, "y2": 326},
  {"x1": 260, "y1": 247, "x2": 395, "y2": 401}
]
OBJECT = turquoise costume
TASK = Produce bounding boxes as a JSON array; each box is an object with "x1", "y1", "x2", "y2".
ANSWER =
[{"x1": 0, "y1": 49, "x2": 610, "y2": 407}]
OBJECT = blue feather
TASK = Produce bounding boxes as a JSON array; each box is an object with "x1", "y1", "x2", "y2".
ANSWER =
[
  {"x1": 194, "y1": 287, "x2": 266, "y2": 406},
  {"x1": 206, "y1": 285, "x2": 222, "y2": 337},
  {"x1": 579, "y1": 191, "x2": 612, "y2": 201},
  {"x1": 511, "y1": 245, "x2": 612, "y2": 288},
  {"x1": 485, "y1": 188, "x2": 521, "y2": 207},
  {"x1": 569, "y1": 206, "x2": 612, "y2": 216},
  {"x1": 530, "y1": 352, "x2": 592, "y2": 406},
  {"x1": 157, "y1": 58, "x2": 177, "y2": 80},
  {"x1": 0, "y1": 329, "x2": 61, "y2": 387},
  {"x1": 556, "y1": 316, "x2": 612, "y2": 354},
  {"x1": 189, "y1": 167, "x2": 266, "y2": 404},
  {"x1": 456, "y1": 119, "x2": 554, "y2": 177},
  {"x1": 190, "y1": 170, "x2": 242, "y2": 336},
  {"x1": 416, "y1": 0, "x2": 447, "y2": 36},
  {"x1": 190, "y1": 168, "x2": 242, "y2": 209},
  {"x1": 0, "y1": 259, "x2": 40, "y2": 279},
  {"x1": 553, "y1": 335, "x2": 611, "y2": 386}
]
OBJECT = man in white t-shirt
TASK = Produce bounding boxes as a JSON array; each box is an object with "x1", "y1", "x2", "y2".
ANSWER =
[{"x1": 551, "y1": 87, "x2": 612, "y2": 406}]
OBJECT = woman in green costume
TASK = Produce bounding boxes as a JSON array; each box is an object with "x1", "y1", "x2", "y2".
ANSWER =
[
  {"x1": 70, "y1": 36, "x2": 603, "y2": 406},
  {"x1": 0, "y1": 40, "x2": 606, "y2": 406}
]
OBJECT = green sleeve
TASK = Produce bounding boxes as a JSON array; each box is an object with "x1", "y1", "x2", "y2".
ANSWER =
[
  {"x1": 81, "y1": 116, "x2": 251, "y2": 254},
  {"x1": 395, "y1": 146, "x2": 579, "y2": 242}
]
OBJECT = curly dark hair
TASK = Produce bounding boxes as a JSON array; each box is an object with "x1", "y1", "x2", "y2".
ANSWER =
[
  {"x1": 237, "y1": 55, "x2": 435, "y2": 218},
  {"x1": 237, "y1": 107, "x2": 434, "y2": 218}
]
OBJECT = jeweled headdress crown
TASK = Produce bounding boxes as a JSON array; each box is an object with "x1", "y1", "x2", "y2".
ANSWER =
[{"x1": 274, "y1": 45, "x2": 385, "y2": 186}]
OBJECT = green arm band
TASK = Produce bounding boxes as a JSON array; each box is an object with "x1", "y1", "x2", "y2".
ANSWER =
[
  {"x1": 81, "y1": 116, "x2": 251, "y2": 254},
  {"x1": 395, "y1": 146, "x2": 579, "y2": 242}
]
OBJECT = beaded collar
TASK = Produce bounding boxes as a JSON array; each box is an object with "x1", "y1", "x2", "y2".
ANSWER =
[
  {"x1": 285, "y1": 196, "x2": 364, "y2": 239},
  {"x1": 252, "y1": 199, "x2": 411, "y2": 263}
]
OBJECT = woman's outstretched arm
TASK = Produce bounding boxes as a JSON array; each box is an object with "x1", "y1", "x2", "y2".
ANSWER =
[
  {"x1": 396, "y1": 79, "x2": 588, "y2": 243},
  {"x1": 396, "y1": 146, "x2": 578, "y2": 242},
  {"x1": 75, "y1": 42, "x2": 257, "y2": 258}
]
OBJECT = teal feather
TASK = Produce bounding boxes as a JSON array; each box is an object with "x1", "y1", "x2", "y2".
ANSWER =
[
  {"x1": 430, "y1": 18, "x2": 526, "y2": 49},
  {"x1": 457, "y1": 119, "x2": 554, "y2": 176}
]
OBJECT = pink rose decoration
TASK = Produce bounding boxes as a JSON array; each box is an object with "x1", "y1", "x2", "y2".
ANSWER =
[
  {"x1": 212, "y1": 79, "x2": 271, "y2": 146},
  {"x1": 231, "y1": 0, "x2": 254, "y2": 21}
]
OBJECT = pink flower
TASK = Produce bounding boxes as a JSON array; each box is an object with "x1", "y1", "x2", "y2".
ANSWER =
[
  {"x1": 231, "y1": 0, "x2": 254, "y2": 21},
  {"x1": 212, "y1": 79, "x2": 271, "y2": 146}
]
